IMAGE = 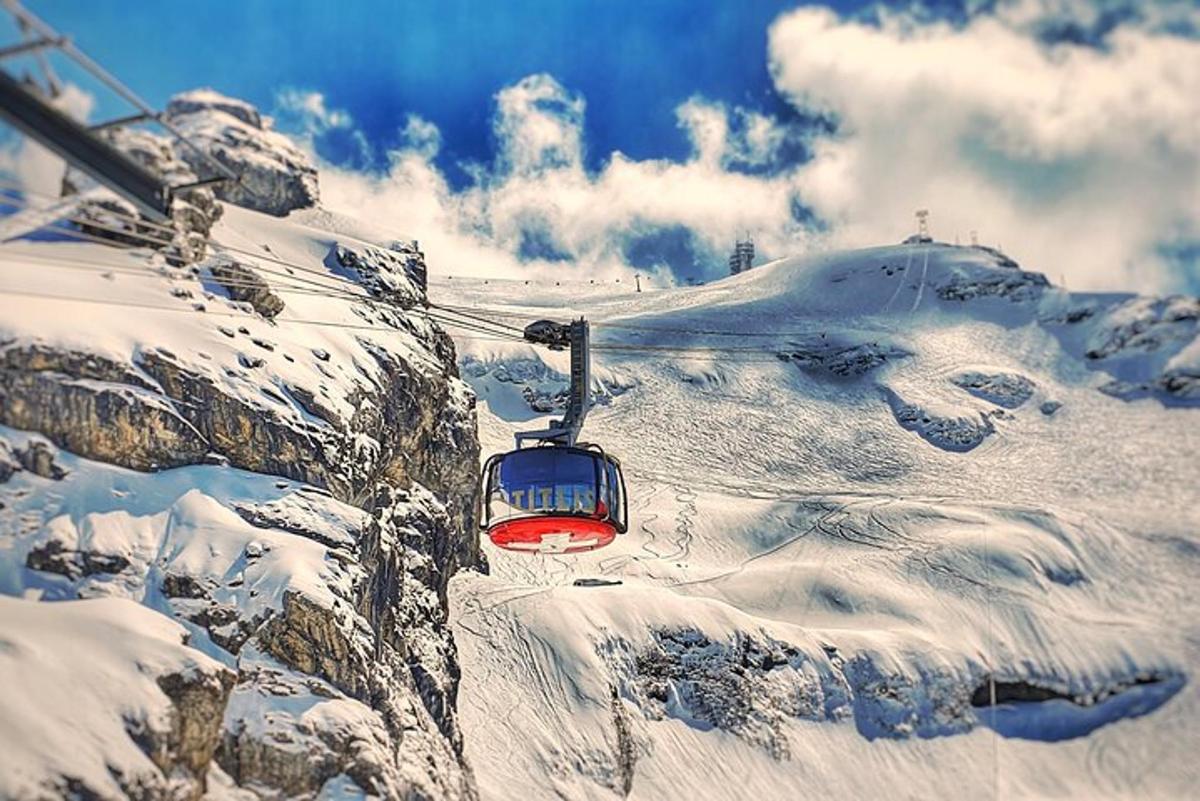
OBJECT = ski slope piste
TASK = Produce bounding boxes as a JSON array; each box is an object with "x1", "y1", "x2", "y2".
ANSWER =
[
  {"x1": 445, "y1": 240, "x2": 1198, "y2": 800},
  {"x1": 0, "y1": 194, "x2": 1195, "y2": 799}
]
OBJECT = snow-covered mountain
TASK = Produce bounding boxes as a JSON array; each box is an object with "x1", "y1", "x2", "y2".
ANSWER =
[
  {"x1": 442, "y1": 244, "x2": 1199, "y2": 800},
  {"x1": 0, "y1": 92, "x2": 480, "y2": 799},
  {"x1": 1, "y1": 85, "x2": 1198, "y2": 801}
]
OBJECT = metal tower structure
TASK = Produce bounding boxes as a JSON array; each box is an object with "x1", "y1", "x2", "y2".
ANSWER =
[
  {"x1": 728, "y1": 235, "x2": 755, "y2": 275},
  {"x1": 0, "y1": 0, "x2": 242, "y2": 220},
  {"x1": 916, "y1": 209, "x2": 930, "y2": 241},
  {"x1": 514, "y1": 318, "x2": 591, "y2": 447}
]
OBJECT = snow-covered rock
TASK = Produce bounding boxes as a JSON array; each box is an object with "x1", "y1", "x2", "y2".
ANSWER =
[
  {"x1": 951, "y1": 370, "x2": 1035, "y2": 408},
  {"x1": 166, "y1": 89, "x2": 320, "y2": 216},
  {"x1": 0, "y1": 191, "x2": 479, "y2": 794},
  {"x1": 0, "y1": 596, "x2": 235, "y2": 801},
  {"x1": 62, "y1": 125, "x2": 223, "y2": 264},
  {"x1": 443, "y1": 241, "x2": 1199, "y2": 801}
]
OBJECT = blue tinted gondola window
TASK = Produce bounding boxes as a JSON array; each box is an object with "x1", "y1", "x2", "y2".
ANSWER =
[
  {"x1": 489, "y1": 448, "x2": 600, "y2": 521},
  {"x1": 603, "y1": 459, "x2": 622, "y2": 524}
]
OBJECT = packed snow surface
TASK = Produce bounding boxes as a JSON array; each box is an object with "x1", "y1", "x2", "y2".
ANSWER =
[
  {"x1": 441, "y1": 244, "x2": 1199, "y2": 800},
  {"x1": 0, "y1": 199, "x2": 472, "y2": 798}
]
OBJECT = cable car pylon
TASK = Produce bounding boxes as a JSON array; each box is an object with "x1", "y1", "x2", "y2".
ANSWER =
[
  {"x1": 0, "y1": 0, "x2": 245, "y2": 221},
  {"x1": 479, "y1": 318, "x2": 628, "y2": 555}
]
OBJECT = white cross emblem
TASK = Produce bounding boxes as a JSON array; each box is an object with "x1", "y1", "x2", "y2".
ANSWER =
[{"x1": 505, "y1": 532, "x2": 600, "y2": 554}]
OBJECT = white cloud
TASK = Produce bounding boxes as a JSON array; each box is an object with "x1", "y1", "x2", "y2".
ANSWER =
[
  {"x1": 399, "y1": 114, "x2": 441, "y2": 160},
  {"x1": 320, "y1": 76, "x2": 817, "y2": 286},
  {"x1": 676, "y1": 97, "x2": 799, "y2": 171},
  {"x1": 274, "y1": 88, "x2": 352, "y2": 133},
  {"x1": 272, "y1": 88, "x2": 371, "y2": 167},
  {"x1": 314, "y1": 1, "x2": 1199, "y2": 293},
  {"x1": 768, "y1": 3, "x2": 1200, "y2": 290},
  {"x1": 492, "y1": 73, "x2": 586, "y2": 175}
]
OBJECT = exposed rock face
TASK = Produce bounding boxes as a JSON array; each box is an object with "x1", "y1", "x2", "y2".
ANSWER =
[
  {"x1": 0, "y1": 345, "x2": 211, "y2": 471},
  {"x1": 153, "y1": 668, "x2": 239, "y2": 795},
  {"x1": 610, "y1": 627, "x2": 1184, "y2": 756},
  {"x1": 0, "y1": 597, "x2": 236, "y2": 801},
  {"x1": 2, "y1": 406, "x2": 478, "y2": 799},
  {"x1": 333, "y1": 242, "x2": 427, "y2": 307},
  {"x1": 621, "y1": 628, "x2": 852, "y2": 760},
  {"x1": 1084, "y1": 296, "x2": 1198, "y2": 361},
  {"x1": 776, "y1": 340, "x2": 909, "y2": 378},
  {"x1": 882, "y1": 387, "x2": 998, "y2": 452},
  {"x1": 0, "y1": 325, "x2": 480, "y2": 545},
  {"x1": 1079, "y1": 295, "x2": 1200, "y2": 407},
  {"x1": 951, "y1": 371, "x2": 1035, "y2": 408},
  {"x1": 936, "y1": 269, "x2": 1048, "y2": 302},
  {"x1": 166, "y1": 89, "x2": 320, "y2": 216},
  {"x1": 63, "y1": 125, "x2": 223, "y2": 264},
  {"x1": 1, "y1": 92, "x2": 480, "y2": 800},
  {"x1": 209, "y1": 260, "x2": 286, "y2": 319}
]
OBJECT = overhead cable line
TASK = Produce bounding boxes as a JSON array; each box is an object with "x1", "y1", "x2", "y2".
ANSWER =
[
  {"x1": 3, "y1": 187, "x2": 832, "y2": 358},
  {"x1": 0, "y1": 283, "x2": 523, "y2": 342},
  {"x1": 0, "y1": 194, "x2": 530, "y2": 342}
]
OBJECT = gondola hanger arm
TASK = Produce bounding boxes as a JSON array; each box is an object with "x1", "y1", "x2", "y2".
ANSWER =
[{"x1": 515, "y1": 318, "x2": 590, "y2": 448}]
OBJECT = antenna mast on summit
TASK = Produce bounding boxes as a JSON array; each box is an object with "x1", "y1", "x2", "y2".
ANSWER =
[
  {"x1": 728, "y1": 232, "x2": 755, "y2": 275},
  {"x1": 915, "y1": 209, "x2": 930, "y2": 241}
]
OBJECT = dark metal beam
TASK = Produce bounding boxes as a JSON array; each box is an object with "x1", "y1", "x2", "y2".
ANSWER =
[
  {"x1": 0, "y1": 35, "x2": 63, "y2": 60},
  {"x1": 89, "y1": 111, "x2": 153, "y2": 132},
  {"x1": 170, "y1": 175, "x2": 229, "y2": 192},
  {"x1": 0, "y1": 68, "x2": 171, "y2": 220}
]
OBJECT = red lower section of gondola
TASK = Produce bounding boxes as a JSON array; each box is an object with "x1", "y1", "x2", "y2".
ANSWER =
[{"x1": 487, "y1": 516, "x2": 617, "y2": 554}]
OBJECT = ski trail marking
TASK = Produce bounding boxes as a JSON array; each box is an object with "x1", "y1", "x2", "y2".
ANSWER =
[
  {"x1": 883, "y1": 246, "x2": 914, "y2": 312},
  {"x1": 910, "y1": 246, "x2": 930, "y2": 313}
]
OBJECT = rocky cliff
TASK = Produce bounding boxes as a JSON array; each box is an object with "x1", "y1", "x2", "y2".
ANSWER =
[{"x1": 0, "y1": 91, "x2": 481, "y2": 799}]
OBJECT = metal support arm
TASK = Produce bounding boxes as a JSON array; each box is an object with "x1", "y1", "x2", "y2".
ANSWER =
[
  {"x1": 0, "y1": 69, "x2": 172, "y2": 220},
  {"x1": 515, "y1": 318, "x2": 591, "y2": 447}
]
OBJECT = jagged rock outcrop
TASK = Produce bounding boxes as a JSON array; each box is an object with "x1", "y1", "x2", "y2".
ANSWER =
[
  {"x1": 209, "y1": 261, "x2": 286, "y2": 319},
  {"x1": 936, "y1": 268, "x2": 1048, "y2": 302},
  {"x1": 882, "y1": 387, "x2": 998, "y2": 452},
  {"x1": 0, "y1": 315, "x2": 480, "y2": 547},
  {"x1": 609, "y1": 626, "x2": 1183, "y2": 756},
  {"x1": 776, "y1": 340, "x2": 908, "y2": 377},
  {"x1": 166, "y1": 88, "x2": 320, "y2": 216},
  {"x1": 0, "y1": 597, "x2": 236, "y2": 801},
  {"x1": 333, "y1": 242, "x2": 427, "y2": 306},
  {"x1": 2, "y1": 390, "x2": 479, "y2": 799},
  {"x1": 1041, "y1": 293, "x2": 1200, "y2": 407},
  {"x1": 951, "y1": 371, "x2": 1035, "y2": 408},
  {"x1": 1, "y1": 90, "x2": 481, "y2": 799},
  {"x1": 62, "y1": 125, "x2": 222, "y2": 264}
]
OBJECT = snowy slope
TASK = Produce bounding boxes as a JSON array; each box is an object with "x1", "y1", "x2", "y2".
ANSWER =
[
  {"x1": 442, "y1": 243, "x2": 1200, "y2": 800},
  {"x1": 0, "y1": 194, "x2": 479, "y2": 798}
]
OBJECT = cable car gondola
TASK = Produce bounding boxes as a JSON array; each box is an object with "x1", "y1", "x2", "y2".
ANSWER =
[
  {"x1": 481, "y1": 444, "x2": 627, "y2": 554},
  {"x1": 479, "y1": 318, "x2": 628, "y2": 555}
]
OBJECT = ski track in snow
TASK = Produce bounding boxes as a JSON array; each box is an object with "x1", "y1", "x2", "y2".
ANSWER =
[
  {"x1": 910, "y1": 245, "x2": 931, "y2": 314},
  {"x1": 444, "y1": 244, "x2": 1200, "y2": 801}
]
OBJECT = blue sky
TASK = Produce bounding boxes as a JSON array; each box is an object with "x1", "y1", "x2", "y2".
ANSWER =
[
  {"x1": 5, "y1": 1, "x2": 1199, "y2": 291},
  {"x1": 35, "y1": 0, "x2": 862, "y2": 185}
]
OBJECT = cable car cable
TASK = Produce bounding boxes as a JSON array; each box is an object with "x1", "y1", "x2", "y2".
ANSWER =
[{"x1": 3, "y1": 188, "x2": 842, "y2": 354}]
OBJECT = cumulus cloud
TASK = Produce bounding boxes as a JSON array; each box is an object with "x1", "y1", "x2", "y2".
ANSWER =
[
  {"x1": 319, "y1": 74, "x2": 818, "y2": 285},
  {"x1": 676, "y1": 97, "x2": 810, "y2": 173},
  {"x1": 273, "y1": 88, "x2": 372, "y2": 168},
  {"x1": 310, "y1": 1, "x2": 1199, "y2": 293},
  {"x1": 399, "y1": 114, "x2": 441, "y2": 160},
  {"x1": 274, "y1": 88, "x2": 352, "y2": 131},
  {"x1": 493, "y1": 74, "x2": 586, "y2": 175},
  {"x1": 768, "y1": 1, "x2": 1200, "y2": 290}
]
